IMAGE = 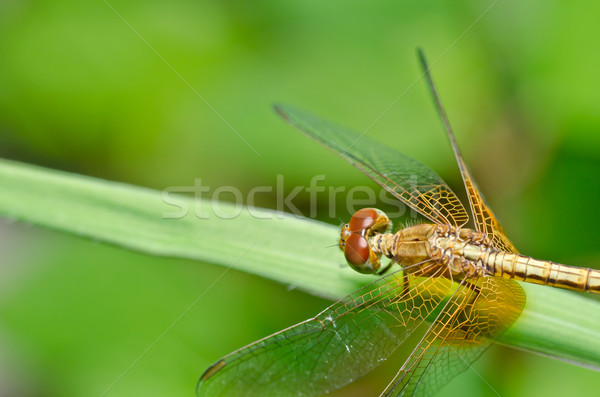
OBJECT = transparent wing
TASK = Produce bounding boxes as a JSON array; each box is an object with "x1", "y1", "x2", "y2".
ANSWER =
[
  {"x1": 275, "y1": 104, "x2": 469, "y2": 228},
  {"x1": 197, "y1": 267, "x2": 453, "y2": 397},
  {"x1": 417, "y1": 50, "x2": 518, "y2": 253},
  {"x1": 456, "y1": 163, "x2": 517, "y2": 253},
  {"x1": 381, "y1": 276, "x2": 525, "y2": 397}
]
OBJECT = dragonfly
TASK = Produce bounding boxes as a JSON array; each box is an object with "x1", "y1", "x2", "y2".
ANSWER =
[{"x1": 197, "y1": 50, "x2": 600, "y2": 396}]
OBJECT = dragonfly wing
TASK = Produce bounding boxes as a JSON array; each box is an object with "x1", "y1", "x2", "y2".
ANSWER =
[
  {"x1": 459, "y1": 168, "x2": 517, "y2": 253},
  {"x1": 417, "y1": 50, "x2": 518, "y2": 253},
  {"x1": 381, "y1": 276, "x2": 525, "y2": 397},
  {"x1": 275, "y1": 104, "x2": 469, "y2": 228},
  {"x1": 197, "y1": 268, "x2": 454, "y2": 397},
  {"x1": 444, "y1": 134, "x2": 517, "y2": 253}
]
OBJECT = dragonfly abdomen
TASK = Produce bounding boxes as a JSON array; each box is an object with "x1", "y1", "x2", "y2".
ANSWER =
[
  {"x1": 477, "y1": 250, "x2": 600, "y2": 293},
  {"x1": 360, "y1": 218, "x2": 600, "y2": 294}
]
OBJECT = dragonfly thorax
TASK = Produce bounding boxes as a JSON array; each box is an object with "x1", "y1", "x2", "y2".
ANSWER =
[{"x1": 376, "y1": 223, "x2": 493, "y2": 279}]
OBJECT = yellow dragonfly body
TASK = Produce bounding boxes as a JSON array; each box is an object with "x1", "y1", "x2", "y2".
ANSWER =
[{"x1": 197, "y1": 51, "x2": 599, "y2": 396}]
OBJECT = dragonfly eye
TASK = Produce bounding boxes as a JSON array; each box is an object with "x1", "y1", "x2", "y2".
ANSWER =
[
  {"x1": 348, "y1": 208, "x2": 378, "y2": 232},
  {"x1": 344, "y1": 233, "x2": 371, "y2": 272},
  {"x1": 341, "y1": 208, "x2": 390, "y2": 274},
  {"x1": 348, "y1": 208, "x2": 391, "y2": 234}
]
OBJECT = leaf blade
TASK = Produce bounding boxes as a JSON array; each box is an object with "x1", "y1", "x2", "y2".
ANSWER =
[{"x1": 0, "y1": 158, "x2": 598, "y2": 370}]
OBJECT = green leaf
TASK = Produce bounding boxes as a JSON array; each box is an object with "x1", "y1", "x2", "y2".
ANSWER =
[{"x1": 0, "y1": 158, "x2": 599, "y2": 370}]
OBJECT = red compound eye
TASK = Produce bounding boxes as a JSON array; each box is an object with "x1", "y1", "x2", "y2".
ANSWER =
[
  {"x1": 344, "y1": 233, "x2": 370, "y2": 266},
  {"x1": 348, "y1": 208, "x2": 379, "y2": 233}
]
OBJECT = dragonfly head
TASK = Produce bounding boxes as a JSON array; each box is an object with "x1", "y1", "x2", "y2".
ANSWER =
[{"x1": 339, "y1": 208, "x2": 391, "y2": 274}]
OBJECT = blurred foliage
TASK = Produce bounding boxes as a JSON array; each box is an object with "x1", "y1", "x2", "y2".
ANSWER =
[{"x1": 0, "y1": 1, "x2": 599, "y2": 396}]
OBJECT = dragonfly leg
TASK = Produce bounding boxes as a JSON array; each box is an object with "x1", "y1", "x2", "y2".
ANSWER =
[
  {"x1": 463, "y1": 278, "x2": 482, "y2": 295},
  {"x1": 377, "y1": 261, "x2": 394, "y2": 276}
]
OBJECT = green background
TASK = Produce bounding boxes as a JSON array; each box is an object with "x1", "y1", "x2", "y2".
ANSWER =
[{"x1": 1, "y1": 1, "x2": 599, "y2": 396}]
